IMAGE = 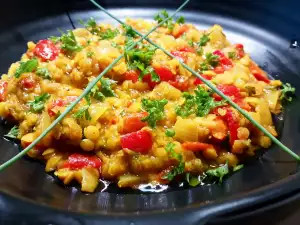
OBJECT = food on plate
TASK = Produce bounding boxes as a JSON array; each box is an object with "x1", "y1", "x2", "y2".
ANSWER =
[{"x1": 0, "y1": 14, "x2": 294, "y2": 192}]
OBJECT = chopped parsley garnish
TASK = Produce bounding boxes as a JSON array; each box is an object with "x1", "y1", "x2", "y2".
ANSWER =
[
  {"x1": 198, "y1": 33, "x2": 210, "y2": 47},
  {"x1": 187, "y1": 39, "x2": 194, "y2": 47},
  {"x1": 80, "y1": 17, "x2": 101, "y2": 35},
  {"x1": 36, "y1": 67, "x2": 51, "y2": 79},
  {"x1": 122, "y1": 24, "x2": 137, "y2": 38},
  {"x1": 48, "y1": 36, "x2": 60, "y2": 44},
  {"x1": 72, "y1": 105, "x2": 91, "y2": 120},
  {"x1": 228, "y1": 52, "x2": 237, "y2": 59},
  {"x1": 59, "y1": 30, "x2": 83, "y2": 53},
  {"x1": 100, "y1": 78, "x2": 117, "y2": 97},
  {"x1": 233, "y1": 164, "x2": 244, "y2": 172},
  {"x1": 176, "y1": 86, "x2": 226, "y2": 118},
  {"x1": 28, "y1": 93, "x2": 50, "y2": 113},
  {"x1": 99, "y1": 28, "x2": 119, "y2": 40},
  {"x1": 154, "y1": 10, "x2": 185, "y2": 31},
  {"x1": 124, "y1": 43, "x2": 159, "y2": 82},
  {"x1": 72, "y1": 96, "x2": 92, "y2": 120},
  {"x1": 4, "y1": 126, "x2": 19, "y2": 139},
  {"x1": 90, "y1": 86, "x2": 105, "y2": 101},
  {"x1": 198, "y1": 52, "x2": 220, "y2": 73},
  {"x1": 15, "y1": 58, "x2": 38, "y2": 78},
  {"x1": 87, "y1": 51, "x2": 94, "y2": 57},
  {"x1": 205, "y1": 162, "x2": 229, "y2": 183},
  {"x1": 162, "y1": 142, "x2": 185, "y2": 181},
  {"x1": 280, "y1": 83, "x2": 295, "y2": 102},
  {"x1": 165, "y1": 128, "x2": 175, "y2": 137},
  {"x1": 89, "y1": 78, "x2": 116, "y2": 101},
  {"x1": 141, "y1": 98, "x2": 168, "y2": 128}
]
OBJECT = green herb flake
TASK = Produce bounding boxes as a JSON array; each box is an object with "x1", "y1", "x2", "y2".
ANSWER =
[
  {"x1": 87, "y1": 51, "x2": 94, "y2": 57},
  {"x1": 124, "y1": 43, "x2": 159, "y2": 82},
  {"x1": 4, "y1": 126, "x2": 20, "y2": 139},
  {"x1": 80, "y1": 17, "x2": 101, "y2": 35},
  {"x1": 187, "y1": 39, "x2": 194, "y2": 47},
  {"x1": 233, "y1": 164, "x2": 244, "y2": 172},
  {"x1": 122, "y1": 24, "x2": 137, "y2": 38},
  {"x1": 72, "y1": 105, "x2": 91, "y2": 120},
  {"x1": 90, "y1": 85, "x2": 105, "y2": 101},
  {"x1": 154, "y1": 10, "x2": 184, "y2": 31},
  {"x1": 205, "y1": 52, "x2": 220, "y2": 67},
  {"x1": 205, "y1": 162, "x2": 229, "y2": 183},
  {"x1": 100, "y1": 78, "x2": 116, "y2": 97},
  {"x1": 198, "y1": 33, "x2": 210, "y2": 47},
  {"x1": 28, "y1": 93, "x2": 51, "y2": 113},
  {"x1": 165, "y1": 128, "x2": 175, "y2": 137},
  {"x1": 162, "y1": 142, "x2": 185, "y2": 181},
  {"x1": 48, "y1": 36, "x2": 60, "y2": 44},
  {"x1": 99, "y1": 28, "x2": 119, "y2": 40},
  {"x1": 36, "y1": 67, "x2": 51, "y2": 79},
  {"x1": 280, "y1": 83, "x2": 295, "y2": 102},
  {"x1": 228, "y1": 51, "x2": 237, "y2": 60},
  {"x1": 141, "y1": 98, "x2": 168, "y2": 128},
  {"x1": 15, "y1": 58, "x2": 38, "y2": 78},
  {"x1": 59, "y1": 30, "x2": 83, "y2": 53},
  {"x1": 176, "y1": 86, "x2": 225, "y2": 118}
]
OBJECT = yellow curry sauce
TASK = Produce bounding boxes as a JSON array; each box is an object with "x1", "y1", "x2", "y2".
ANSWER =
[{"x1": 0, "y1": 18, "x2": 284, "y2": 192}]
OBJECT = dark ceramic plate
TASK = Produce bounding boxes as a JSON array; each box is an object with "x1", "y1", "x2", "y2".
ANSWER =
[{"x1": 0, "y1": 0, "x2": 300, "y2": 224}]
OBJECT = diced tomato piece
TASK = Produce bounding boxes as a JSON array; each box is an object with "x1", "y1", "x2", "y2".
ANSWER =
[
  {"x1": 235, "y1": 44, "x2": 244, "y2": 49},
  {"x1": 193, "y1": 74, "x2": 212, "y2": 85},
  {"x1": 249, "y1": 62, "x2": 270, "y2": 83},
  {"x1": 124, "y1": 70, "x2": 139, "y2": 83},
  {"x1": 182, "y1": 142, "x2": 214, "y2": 152},
  {"x1": 62, "y1": 153, "x2": 102, "y2": 170},
  {"x1": 111, "y1": 117, "x2": 118, "y2": 125},
  {"x1": 154, "y1": 66, "x2": 176, "y2": 82},
  {"x1": 20, "y1": 77, "x2": 36, "y2": 89},
  {"x1": 142, "y1": 74, "x2": 157, "y2": 89},
  {"x1": 34, "y1": 39, "x2": 59, "y2": 61},
  {"x1": 224, "y1": 110, "x2": 239, "y2": 146},
  {"x1": 168, "y1": 76, "x2": 190, "y2": 91},
  {"x1": 174, "y1": 25, "x2": 189, "y2": 38},
  {"x1": 122, "y1": 112, "x2": 148, "y2": 134},
  {"x1": 171, "y1": 50, "x2": 187, "y2": 62},
  {"x1": 0, "y1": 81, "x2": 8, "y2": 102},
  {"x1": 121, "y1": 130, "x2": 153, "y2": 154},
  {"x1": 178, "y1": 46, "x2": 195, "y2": 53},
  {"x1": 213, "y1": 50, "x2": 225, "y2": 57}
]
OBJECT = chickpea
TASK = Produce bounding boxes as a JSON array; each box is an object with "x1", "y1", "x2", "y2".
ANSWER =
[
  {"x1": 237, "y1": 127, "x2": 250, "y2": 140},
  {"x1": 84, "y1": 126, "x2": 100, "y2": 141},
  {"x1": 80, "y1": 139, "x2": 95, "y2": 151}
]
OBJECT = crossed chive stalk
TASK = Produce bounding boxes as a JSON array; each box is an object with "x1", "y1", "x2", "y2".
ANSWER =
[{"x1": 0, "y1": 0, "x2": 298, "y2": 171}]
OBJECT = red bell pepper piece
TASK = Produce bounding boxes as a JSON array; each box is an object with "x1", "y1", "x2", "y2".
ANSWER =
[
  {"x1": 48, "y1": 96, "x2": 77, "y2": 117},
  {"x1": 249, "y1": 62, "x2": 270, "y2": 83},
  {"x1": 193, "y1": 74, "x2": 212, "y2": 85},
  {"x1": 0, "y1": 81, "x2": 8, "y2": 102},
  {"x1": 124, "y1": 70, "x2": 139, "y2": 83},
  {"x1": 121, "y1": 130, "x2": 153, "y2": 153},
  {"x1": 224, "y1": 110, "x2": 239, "y2": 146},
  {"x1": 182, "y1": 142, "x2": 214, "y2": 152},
  {"x1": 212, "y1": 50, "x2": 233, "y2": 74},
  {"x1": 168, "y1": 76, "x2": 189, "y2": 91},
  {"x1": 34, "y1": 40, "x2": 59, "y2": 61},
  {"x1": 154, "y1": 66, "x2": 176, "y2": 81},
  {"x1": 62, "y1": 153, "x2": 102, "y2": 170},
  {"x1": 174, "y1": 25, "x2": 189, "y2": 38},
  {"x1": 122, "y1": 112, "x2": 148, "y2": 134},
  {"x1": 178, "y1": 46, "x2": 195, "y2": 53}
]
